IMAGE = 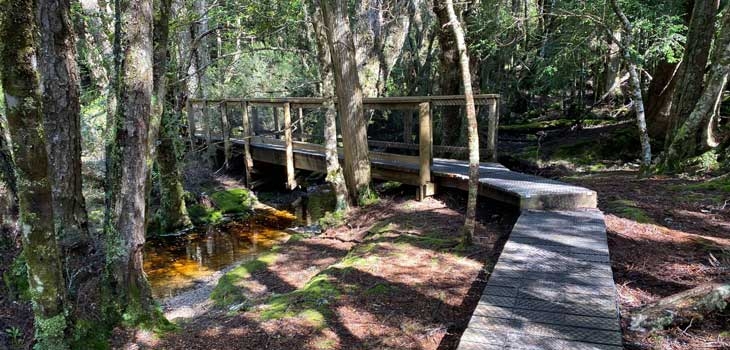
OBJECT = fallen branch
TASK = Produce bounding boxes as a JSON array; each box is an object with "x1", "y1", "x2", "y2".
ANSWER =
[{"x1": 630, "y1": 281, "x2": 730, "y2": 332}]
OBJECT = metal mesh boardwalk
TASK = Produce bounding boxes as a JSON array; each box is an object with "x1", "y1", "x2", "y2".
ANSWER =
[{"x1": 457, "y1": 210, "x2": 622, "y2": 350}]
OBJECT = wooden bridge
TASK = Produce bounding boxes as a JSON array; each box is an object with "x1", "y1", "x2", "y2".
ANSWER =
[{"x1": 188, "y1": 95, "x2": 623, "y2": 349}]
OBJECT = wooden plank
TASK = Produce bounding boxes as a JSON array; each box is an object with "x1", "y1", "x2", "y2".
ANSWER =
[
  {"x1": 241, "y1": 101, "x2": 254, "y2": 187},
  {"x1": 221, "y1": 102, "x2": 231, "y2": 169},
  {"x1": 189, "y1": 94, "x2": 502, "y2": 107},
  {"x1": 283, "y1": 103, "x2": 296, "y2": 190},
  {"x1": 486, "y1": 98, "x2": 499, "y2": 162},
  {"x1": 418, "y1": 102, "x2": 434, "y2": 200}
]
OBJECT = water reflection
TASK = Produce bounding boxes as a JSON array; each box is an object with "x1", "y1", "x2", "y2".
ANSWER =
[{"x1": 144, "y1": 208, "x2": 295, "y2": 299}]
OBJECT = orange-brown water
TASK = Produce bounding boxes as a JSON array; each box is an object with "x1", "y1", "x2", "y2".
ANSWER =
[{"x1": 144, "y1": 208, "x2": 295, "y2": 299}]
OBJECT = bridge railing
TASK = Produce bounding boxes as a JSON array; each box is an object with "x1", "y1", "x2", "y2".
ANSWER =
[{"x1": 187, "y1": 95, "x2": 500, "y2": 200}]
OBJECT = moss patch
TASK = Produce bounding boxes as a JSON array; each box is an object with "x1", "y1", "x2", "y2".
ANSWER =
[
  {"x1": 259, "y1": 273, "x2": 340, "y2": 321},
  {"x1": 607, "y1": 199, "x2": 654, "y2": 224},
  {"x1": 211, "y1": 251, "x2": 279, "y2": 307},
  {"x1": 210, "y1": 188, "x2": 255, "y2": 214},
  {"x1": 2, "y1": 253, "x2": 29, "y2": 301},
  {"x1": 187, "y1": 204, "x2": 223, "y2": 225},
  {"x1": 683, "y1": 175, "x2": 730, "y2": 193}
]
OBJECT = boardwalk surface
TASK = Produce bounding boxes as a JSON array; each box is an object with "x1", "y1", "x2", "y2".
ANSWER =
[{"x1": 457, "y1": 210, "x2": 622, "y2": 350}]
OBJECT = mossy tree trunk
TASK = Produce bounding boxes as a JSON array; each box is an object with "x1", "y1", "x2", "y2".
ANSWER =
[
  {"x1": 444, "y1": 0, "x2": 479, "y2": 244},
  {"x1": 0, "y1": 0, "x2": 69, "y2": 347},
  {"x1": 321, "y1": 0, "x2": 373, "y2": 206},
  {"x1": 666, "y1": 0, "x2": 719, "y2": 145},
  {"x1": 37, "y1": 0, "x2": 97, "y2": 306},
  {"x1": 310, "y1": 2, "x2": 349, "y2": 212},
  {"x1": 662, "y1": 8, "x2": 730, "y2": 172},
  {"x1": 105, "y1": 0, "x2": 160, "y2": 325}
]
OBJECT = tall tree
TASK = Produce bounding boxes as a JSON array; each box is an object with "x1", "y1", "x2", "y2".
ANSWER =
[
  {"x1": 610, "y1": 0, "x2": 652, "y2": 176},
  {"x1": 0, "y1": 0, "x2": 69, "y2": 347},
  {"x1": 433, "y1": 1, "x2": 462, "y2": 146},
  {"x1": 310, "y1": 2, "x2": 349, "y2": 212},
  {"x1": 37, "y1": 0, "x2": 95, "y2": 299},
  {"x1": 443, "y1": 0, "x2": 479, "y2": 244},
  {"x1": 156, "y1": 0, "x2": 192, "y2": 233},
  {"x1": 666, "y1": 0, "x2": 720, "y2": 144},
  {"x1": 662, "y1": 8, "x2": 730, "y2": 171},
  {"x1": 105, "y1": 0, "x2": 160, "y2": 323},
  {"x1": 321, "y1": 0, "x2": 374, "y2": 205}
]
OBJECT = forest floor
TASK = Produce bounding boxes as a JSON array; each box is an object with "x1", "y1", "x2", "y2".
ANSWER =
[
  {"x1": 114, "y1": 189, "x2": 517, "y2": 350},
  {"x1": 564, "y1": 172, "x2": 730, "y2": 349}
]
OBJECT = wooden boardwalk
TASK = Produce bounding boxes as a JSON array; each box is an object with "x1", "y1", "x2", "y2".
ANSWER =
[{"x1": 189, "y1": 94, "x2": 621, "y2": 348}]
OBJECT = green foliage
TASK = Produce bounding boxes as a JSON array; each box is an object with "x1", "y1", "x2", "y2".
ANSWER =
[
  {"x1": 357, "y1": 186, "x2": 379, "y2": 207},
  {"x1": 3, "y1": 253, "x2": 29, "y2": 301},
  {"x1": 4, "y1": 326, "x2": 22, "y2": 349},
  {"x1": 70, "y1": 318, "x2": 112, "y2": 350},
  {"x1": 33, "y1": 313, "x2": 67, "y2": 350}
]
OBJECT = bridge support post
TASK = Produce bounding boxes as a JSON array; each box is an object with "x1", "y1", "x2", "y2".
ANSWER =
[
  {"x1": 220, "y1": 101, "x2": 231, "y2": 169},
  {"x1": 186, "y1": 99, "x2": 196, "y2": 151},
  {"x1": 298, "y1": 107, "x2": 305, "y2": 142},
  {"x1": 417, "y1": 102, "x2": 435, "y2": 200},
  {"x1": 202, "y1": 101, "x2": 214, "y2": 168},
  {"x1": 284, "y1": 102, "x2": 297, "y2": 190},
  {"x1": 241, "y1": 101, "x2": 254, "y2": 188},
  {"x1": 486, "y1": 97, "x2": 499, "y2": 162},
  {"x1": 273, "y1": 107, "x2": 280, "y2": 139}
]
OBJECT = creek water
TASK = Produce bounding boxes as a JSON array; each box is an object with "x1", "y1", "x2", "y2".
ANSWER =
[{"x1": 143, "y1": 187, "x2": 336, "y2": 299}]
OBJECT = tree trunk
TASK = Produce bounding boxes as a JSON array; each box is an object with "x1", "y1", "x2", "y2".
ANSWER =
[
  {"x1": 0, "y1": 0, "x2": 69, "y2": 347},
  {"x1": 434, "y1": 1, "x2": 462, "y2": 146},
  {"x1": 157, "y1": 108, "x2": 192, "y2": 232},
  {"x1": 311, "y1": 2, "x2": 349, "y2": 212},
  {"x1": 666, "y1": 0, "x2": 720, "y2": 144},
  {"x1": 630, "y1": 281, "x2": 730, "y2": 332},
  {"x1": 321, "y1": 0, "x2": 373, "y2": 205},
  {"x1": 75, "y1": 0, "x2": 113, "y2": 93},
  {"x1": 444, "y1": 0, "x2": 479, "y2": 244},
  {"x1": 645, "y1": 60, "x2": 680, "y2": 141},
  {"x1": 604, "y1": 28, "x2": 622, "y2": 99},
  {"x1": 662, "y1": 8, "x2": 730, "y2": 171},
  {"x1": 611, "y1": 0, "x2": 652, "y2": 176},
  {"x1": 37, "y1": 0, "x2": 95, "y2": 297},
  {"x1": 193, "y1": 0, "x2": 213, "y2": 165},
  {"x1": 105, "y1": 0, "x2": 160, "y2": 324}
]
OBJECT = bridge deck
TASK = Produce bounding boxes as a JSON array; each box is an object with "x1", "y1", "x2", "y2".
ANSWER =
[{"x1": 242, "y1": 138, "x2": 596, "y2": 210}]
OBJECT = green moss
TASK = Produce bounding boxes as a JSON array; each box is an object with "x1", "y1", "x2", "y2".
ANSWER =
[
  {"x1": 683, "y1": 175, "x2": 730, "y2": 193},
  {"x1": 3, "y1": 253, "x2": 30, "y2": 301},
  {"x1": 357, "y1": 186, "x2": 379, "y2": 207},
  {"x1": 187, "y1": 204, "x2": 223, "y2": 226},
  {"x1": 606, "y1": 199, "x2": 654, "y2": 224},
  {"x1": 364, "y1": 283, "x2": 395, "y2": 296},
  {"x1": 260, "y1": 273, "x2": 339, "y2": 321},
  {"x1": 314, "y1": 339, "x2": 337, "y2": 350},
  {"x1": 318, "y1": 209, "x2": 346, "y2": 229},
  {"x1": 210, "y1": 188, "x2": 254, "y2": 214},
  {"x1": 70, "y1": 318, "x2": 112, "y2": 350},
  {"x1": 211, "y1": 251, "x2": 279, "y2": 307}
]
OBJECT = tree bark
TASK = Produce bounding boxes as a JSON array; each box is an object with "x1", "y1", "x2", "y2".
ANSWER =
[
  {"x1": 604, "y1": 28, "x2": 622, "y2": 99},
  {"x1": 610, "y1": 0, "x2": 652, "y2": 176},
  {"x1": 662, "y1": 8, "x2": 730, "y2": 171},
  {"x1": 37, "y1": 0, "x2": 95, "y2": 301},
  {"x1": 645, "y1": 60, "x2": 680, "y2": 141},
  {"x1": 0, "y1": 0, "x2": 69, "y2": 347},
  {"x1": 434, "y1": 1, "x2": 462, "y2": 146},
  {"x1": 666, "y1": 0, "x2": 720, "y2": 144},
  {"x1": 321, "y1": 0, "x2": 373, "y2": 205},
  {"x1": 105, "y1": 0, "x2": 160, "y2": 324},
  {"x1": 444, "y1": 0, "x2": 479, "y2": 244},
  {"x1": 311, "y1": 2, "x2": 349, "y2": 212}
]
